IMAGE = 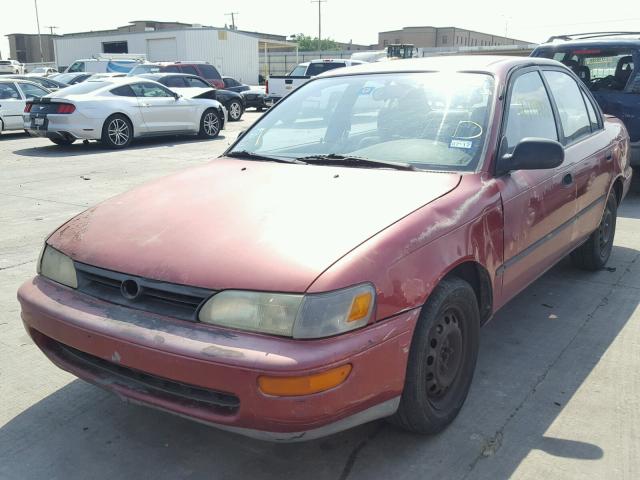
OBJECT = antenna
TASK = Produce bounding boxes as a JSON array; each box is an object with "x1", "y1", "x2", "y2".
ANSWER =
[{"x1": 225, "y1": 12, "x2": 239, "y2": 30}]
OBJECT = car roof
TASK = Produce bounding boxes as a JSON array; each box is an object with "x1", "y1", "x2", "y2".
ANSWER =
[
  {"x1": 140, "y1": 73, "x2": 199, "y2": 79},
  {"x1": 318, "y1": 55, "x2": 564, "y2": 78},
  {"x1": 0, "y1": 77, "x2": 46, "y2": 86},
  {"x1": 535, "y1": 37, "x2": 640, "y2": 49}
]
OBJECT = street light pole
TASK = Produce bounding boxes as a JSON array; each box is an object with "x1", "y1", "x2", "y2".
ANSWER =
[
  {"x1": 311, "y1": 0, "x2": 326, "y2": 52},
  {"x1": 34, "y1": 0, "x2": 44, "y2": 63}
]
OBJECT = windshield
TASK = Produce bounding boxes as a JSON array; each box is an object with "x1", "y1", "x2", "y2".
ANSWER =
[{"x1": 231, "y1": 72, "x2": 495, "y2": 171}]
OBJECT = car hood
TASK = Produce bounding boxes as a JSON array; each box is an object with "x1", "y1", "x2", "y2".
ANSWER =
[
  {"x1": 48, "y1": 158, "x2": 461, "y2": 292},
  {"x1": 171, "y1": 87, "x2": 216, "y2": 99}
]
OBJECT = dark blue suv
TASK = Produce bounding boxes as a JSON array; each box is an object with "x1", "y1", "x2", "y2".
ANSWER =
[{"x1": 532, "y1": 33, "x2": 640, "y2": 166}]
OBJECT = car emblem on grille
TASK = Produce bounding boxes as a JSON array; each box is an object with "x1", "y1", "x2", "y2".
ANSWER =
[{"x1": 121, "y1": 279, "x2": 141, "y2": 300}]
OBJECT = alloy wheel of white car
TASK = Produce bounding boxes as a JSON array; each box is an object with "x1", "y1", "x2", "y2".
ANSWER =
[
  {"x1": 228, "y1": 101, "x2": 243, "y2": 121},
  {"x1": 101, "y1": 114, "x2": 133, "y2": 149},
  {"x1": 199, "y1": 110, "x2": 221, "y2": 138}
]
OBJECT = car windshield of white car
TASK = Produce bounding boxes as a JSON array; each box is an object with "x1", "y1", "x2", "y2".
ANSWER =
[{"x1": 230, "y1": 72, "x2": 495, "y2": 172}]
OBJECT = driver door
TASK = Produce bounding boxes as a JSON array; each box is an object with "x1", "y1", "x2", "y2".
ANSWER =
[
  {"x1": 130, "y1": 82, "x2": 194, "y2": 132},
  {"x1": 496, "y1": 68, "x2": 577, "y2": 306}
]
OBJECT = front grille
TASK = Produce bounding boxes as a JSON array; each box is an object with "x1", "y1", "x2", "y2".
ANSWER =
[
  {"x1": 75, "y1": 262, "x2": 214, "y2": 321},
  {"x1": 37, "y1": 332, "x2": 240, "y2": 414}
]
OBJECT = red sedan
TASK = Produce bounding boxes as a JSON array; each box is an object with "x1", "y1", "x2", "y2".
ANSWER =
[{"x1": 18, "y1": 56, "x2": 632, "y2": 441}]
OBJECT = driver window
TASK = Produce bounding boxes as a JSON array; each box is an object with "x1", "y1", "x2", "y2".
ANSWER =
[
  {"x1": 0, "y1": 83, "x2": 20, "y2": 100},
  {"x1": 504, "y1": 71, "x2": 558, "y2": 154},
  {"x1": 67, "y1": 62, "x2": 85, "y2": 73},
  {"x1": 130, "y1": 82, "x2": 173, "y2": 98}
]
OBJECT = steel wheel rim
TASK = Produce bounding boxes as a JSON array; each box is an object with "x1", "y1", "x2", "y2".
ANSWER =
[
  {"x1": 108, "y1": 119, "x2": 129, "y2": 146},
  {"x1": 230, "y1": 102, "x2": 241, "y2": 119},
  {"x1": 204, "y1": 112, "x2": 219, "y2": 136},
  {"x1": 425, "y1": 308, "x2": 464, "y2": 402},
  {"x1": 599, "y1": 207, "x2": 613, "y2": 256}
]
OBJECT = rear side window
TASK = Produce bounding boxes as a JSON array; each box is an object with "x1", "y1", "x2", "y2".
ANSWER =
[
  {"x1": 164, "y1": 76, "x2": 187, "y2": 88},
  {"x1": 67, "y1": 62, "x2": 85, "y2": 73},
  {"x1": 534, "y1": 48, "x2": 635, "y2": 92},
  {"x1": 581, "y1": 90, "x2": 601, "y2": 131},
  {"x1": 179, "y1": 65, "x2": 199, "y2": 76},
  {"x1": 162, "y1": 65, "x2": 180, "y2": 73},
  {"x1": 289, "y1": 65, "x2": 307, "y2": 76},
  {"x1": 185, "y1": 77, "x2": 210, "y2": 88},
  {"x1": 504, "y1": 71, "x2": 558, "y2": 153},
  {"x1": 111, "y1": 85, "x2": 136, "y2": 97},
  {"x1": 19, "y1": 83, "x2": 48, "y2": 99},
  {"x1": 0, "y1": 83, "x2": 20, "y2": 99},
  {"x1": 197, "y1": 65, "x2": 221, "y2": 79},
  {"x1": 306, "y1": 62, "x2": 346, "y2": 76},
  {"x1": 543, "y1": 71, "x2": 592, "y2": 144}
]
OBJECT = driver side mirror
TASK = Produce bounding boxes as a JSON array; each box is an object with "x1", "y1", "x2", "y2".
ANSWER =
[
  {"x1": 497, "y1": 138, "x2": 564, "y2": 176},
  {"x1": 173, "y1": 92, "x2": 182, "y2": 100}
]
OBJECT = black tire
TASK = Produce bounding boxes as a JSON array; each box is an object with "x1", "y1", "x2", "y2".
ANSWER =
[
  {"x1": 198, "y1": 109, "x2": 221, "y2": 138},
  {"x1": 101, "y1": 114, "x2": 133, "y2": 149},
  {"x1": 390, "y1": 277, "x2": 480, "y2": 434},
  {"x1": 228, "y1": 100, "x2": 243, "y2": 121},
  {"x1": 571, "y1": 193, "x2": 617, "y2": 270},
  {"x1": 49, "y1": 137, "x2": 75, "y2": 146}
]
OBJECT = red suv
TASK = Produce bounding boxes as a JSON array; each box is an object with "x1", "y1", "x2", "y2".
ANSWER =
[{"x1": 160, "y1": 62, "x2": 224, "y2": 89}]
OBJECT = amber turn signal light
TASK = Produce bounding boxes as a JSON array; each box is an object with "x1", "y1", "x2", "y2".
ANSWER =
[{"x1": 258, "y1": 364, "x2": 352, "y2": 396}]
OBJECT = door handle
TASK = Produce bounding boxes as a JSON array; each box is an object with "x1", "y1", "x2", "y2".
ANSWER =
[
  {"x1": 605, "y1": 151, "x2": 613, "y2": 160},
  {"x1": 562, "y1": 173, "x2": 573, "y2": 186},
  {"x1": 141, "y1": 103, "x2": 151, "y2": 107}
]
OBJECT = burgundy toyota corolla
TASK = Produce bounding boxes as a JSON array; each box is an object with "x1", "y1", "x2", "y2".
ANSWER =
[{"x1": 18, "y1": 56, "x2": 632, "y2": 441}]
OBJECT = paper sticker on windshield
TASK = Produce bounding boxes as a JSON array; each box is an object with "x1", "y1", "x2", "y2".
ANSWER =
[{"x1": 450, "y1": 139, "x2": 473, "y2": 149}]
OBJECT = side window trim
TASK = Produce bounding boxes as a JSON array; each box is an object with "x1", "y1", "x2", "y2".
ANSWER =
[
  {"x1": 497, "y1": 66, "x2": 562, "y2": 167},
  {"x1": 542, "y1": 67, "x2": 598, "y2": 146}
]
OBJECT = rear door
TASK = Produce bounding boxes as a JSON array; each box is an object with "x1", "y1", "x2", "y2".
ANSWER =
[
  {"x1": 497, "y1": 68, "x2": 577, "y2": 302},
  {"x1": 0, "y1": 82, "x2": 25, "y2": 129},
  {"x1": 541, "y1": 68, "x2": 613, "y2": 241},
  {"x1": 131, "y1": 82, "x2": 195, "y2": 132}
]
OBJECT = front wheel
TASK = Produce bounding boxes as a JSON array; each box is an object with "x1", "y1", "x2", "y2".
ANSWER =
[
  {"x1": 390, "y1": 277, "x2": 480, "y2": 434},
  {"x1": 198, "y1": 109, "x2": 221, "y2": 138},
  {"x1": 228, "y1": 100, "x2": 243, "y2": 121},
  {"x1": 101, "y1": 114, "x2": 132, "y2": 149},
  {"x1": 571, "y1": 193, "x2": 617, "y2": 270}
]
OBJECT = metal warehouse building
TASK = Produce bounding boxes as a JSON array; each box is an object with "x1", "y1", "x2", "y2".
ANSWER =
[{"x1": 53, "y1": 21, "x2": 290, "y2": 84}]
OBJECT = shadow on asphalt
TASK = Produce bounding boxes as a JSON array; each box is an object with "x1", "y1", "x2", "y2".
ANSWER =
[
  {"x1": 11, "y1": 134, "x2": 229, "y2": 157},
  {"x1": 1, "y1": 248, "x2": 638, "y2": 479}
]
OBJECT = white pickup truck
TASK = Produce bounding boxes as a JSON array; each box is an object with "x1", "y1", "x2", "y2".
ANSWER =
[{"x1": 265, "y1": 58, "x2": 364, "y2": 106}]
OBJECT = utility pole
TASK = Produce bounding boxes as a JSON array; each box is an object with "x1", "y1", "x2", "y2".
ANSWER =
[
  {"x1": 46, "y1": 26, "x2": 58, "y2": 35},
  {"x1": 225, "y1": 12, "x2": 239, "y2": 30},
  {"x1": 34, "y1": 0, "x2": 44, "y2": 62},
  {"x1": 311, "y1": 0, "x2": 326, "y2": 52}
]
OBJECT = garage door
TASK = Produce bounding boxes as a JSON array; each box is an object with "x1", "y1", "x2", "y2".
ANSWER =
[{"x1": 147, "y1": 38, "x2": 178, "y2": 62}]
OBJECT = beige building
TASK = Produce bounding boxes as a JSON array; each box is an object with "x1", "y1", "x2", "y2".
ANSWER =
[{"x1": 379, "y1": 26, "x2": 530, "y2": 49}]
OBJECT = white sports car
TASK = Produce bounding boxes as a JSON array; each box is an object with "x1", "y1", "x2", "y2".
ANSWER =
[
  {"x1": 24, "y1": 77, "x2": 226, "y2": 148},
  {"x1": 0, "y1": 79, "x2": 51, "y2": 135}
]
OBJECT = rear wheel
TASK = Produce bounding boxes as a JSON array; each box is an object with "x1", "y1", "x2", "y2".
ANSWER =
[
  {"x1": 50, "y1": 137, "x2": 75, "y2": 146},
  {"x1": 390, "y1": 277, "x2": 480, "y2": 434},
  {"x1": 228, "y1": 100, "x2": 243, "y2": 121},
  {"x1": 101, "y1": 114, "x2": 132, "y2": 149},
  {"x1": 571, "y1": 193, "x2": 617, "y2": 270},
  {"x1": 198, "y1": 109, "x2": 221, "y2": 138}
]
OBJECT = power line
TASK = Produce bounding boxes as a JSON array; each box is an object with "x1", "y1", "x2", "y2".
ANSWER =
[{"x1": 46, "y1": 26, "x2": 58, "y2": 35}]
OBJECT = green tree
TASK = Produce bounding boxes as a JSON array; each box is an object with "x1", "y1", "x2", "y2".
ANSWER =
[{"x1": 290, "y1": 34, "x2": 339, "y2": 51}]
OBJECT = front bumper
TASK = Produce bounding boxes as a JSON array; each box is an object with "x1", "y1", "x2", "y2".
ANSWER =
[{"x1": 18, "y1": 276, "x2": 417, "y2": 441}]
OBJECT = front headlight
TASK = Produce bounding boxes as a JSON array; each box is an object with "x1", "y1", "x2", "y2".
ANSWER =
[
  {"x1": 38, "y1": 245, "x2": 77, "y2": 288},
  {"x1": 198, "y1": 283, "x2": 375, "y2": 339}
]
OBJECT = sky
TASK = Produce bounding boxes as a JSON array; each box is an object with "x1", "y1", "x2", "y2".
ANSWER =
[{"x1": 2, "y1": 0, "x2": 640, "y2": 60}]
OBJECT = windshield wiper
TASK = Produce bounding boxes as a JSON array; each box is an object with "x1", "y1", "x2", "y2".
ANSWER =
[
  {"x1": 226, "y1": 150, "x2": 307, "y2": 164},
  {"x1": 297, "y1": 153, "x2": 418, "y2": 171}
]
